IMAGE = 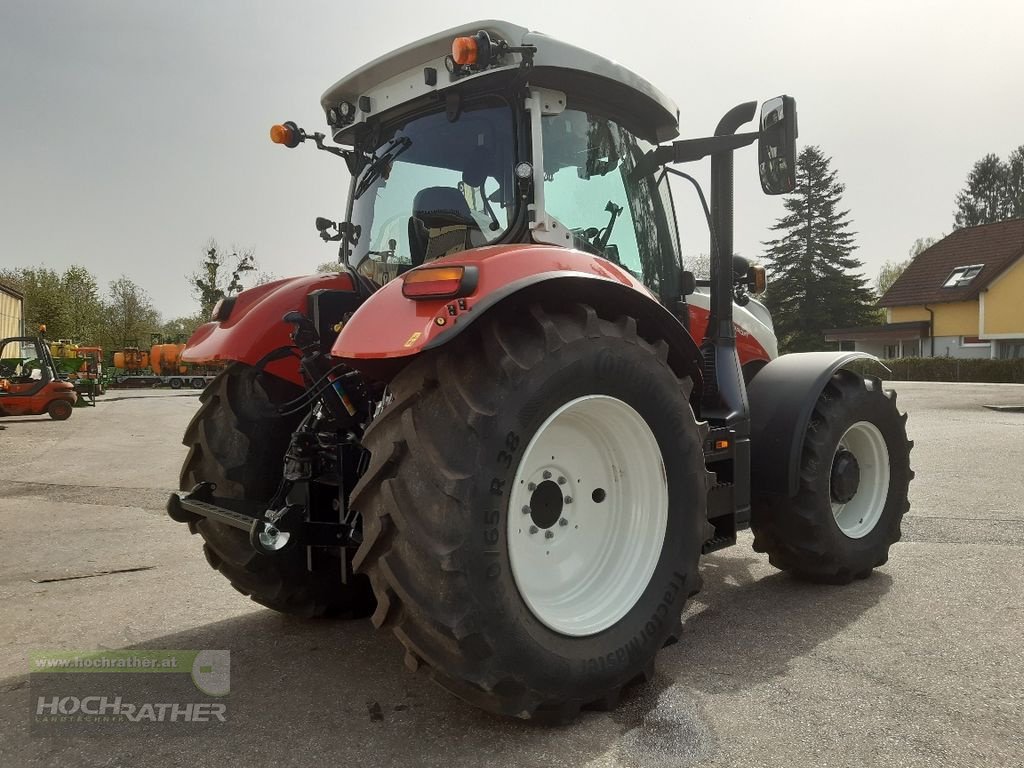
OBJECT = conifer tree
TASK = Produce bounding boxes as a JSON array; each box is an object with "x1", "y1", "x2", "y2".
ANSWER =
[{"x1": 762, "y1": 146, "x2": 876, "y2": 352}]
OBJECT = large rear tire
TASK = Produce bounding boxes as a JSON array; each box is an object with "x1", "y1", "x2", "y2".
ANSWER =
[
  {"x1": 751, "y1": 370, "x2": 913, "y2": 583},
  {"x1": 351, "y1": 302, "x2": 708, "y2": 721},
  {"x1": 178, "y1": 364, "x2": 375, "y2": 618}
]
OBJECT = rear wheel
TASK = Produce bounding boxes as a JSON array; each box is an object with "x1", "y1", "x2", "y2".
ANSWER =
[
  {"x1": 169, "y1": 377, "x2": 183, "y2": 390},
  {"x1": 191, "y1": 377, "x2": 206, "y2": 390},
  {"x1": 178, "y1": 364, "x2": 374, "y2": 618},
  {"x1": 47, "y1": 399, "x2": 73, "y2": 420},
  {"x1": 751, "y1": 370, "x2": 913, "y2": 583},
  {"x1": 352, "y1": 302, "x2": 707, "y2": 720}
]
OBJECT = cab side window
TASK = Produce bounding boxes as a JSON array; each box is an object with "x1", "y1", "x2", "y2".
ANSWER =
[{"x1": 541, "y1": 109, "x2": 676, "y2": 297}]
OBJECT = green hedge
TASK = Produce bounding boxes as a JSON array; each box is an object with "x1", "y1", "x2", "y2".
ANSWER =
[{"x1": 847, "y1": 357, "x2": 1024, "y2": 383}]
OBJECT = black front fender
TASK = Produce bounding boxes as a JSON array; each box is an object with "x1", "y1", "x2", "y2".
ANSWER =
[{"x1": 748, "y1": 352, "x2": 887, "y2": 497}]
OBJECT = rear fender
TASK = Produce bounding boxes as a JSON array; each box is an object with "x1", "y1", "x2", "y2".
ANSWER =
[
  {"x1": 182, "y1": 272, "x2": 361, "y2": 386},
  {"x1": 748, "y1": 352, "x2": 887, "y2": 497},
  {"x1": 331, "y1": 244, "x2": 703, "y2": 390}
]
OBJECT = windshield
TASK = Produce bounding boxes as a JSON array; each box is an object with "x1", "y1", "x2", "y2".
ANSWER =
[{"x1": 348, "y1": 97, "x2": 517, "y2": 284}]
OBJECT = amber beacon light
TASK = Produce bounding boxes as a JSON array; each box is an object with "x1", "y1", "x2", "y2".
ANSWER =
[
  {"x1": 451, "y1": 30, "x2": 494, "y2": 69},
  {"x1": 451, "y1": 36, "x2": 479, "y2": 66},
  {"x1": 270, "y1": 121, "x2": 302, "y2": 148}
]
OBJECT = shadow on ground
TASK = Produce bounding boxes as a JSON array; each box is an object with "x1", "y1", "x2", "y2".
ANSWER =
[
  {"x1": 0, "y1": 552, "x2": 891, "y2": 768},
  {"x1": 669, "y1": 555, "x2": 893, "y2": 695}
]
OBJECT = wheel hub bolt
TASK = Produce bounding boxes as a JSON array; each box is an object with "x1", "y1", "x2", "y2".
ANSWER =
[
  {"x1": 543, "y1": 470, "x2": 552, "y2": 480},
  {"x1": 564, "y1": 496, "x2": 573, "y2": 504},
  {"x1": 529, "y1": 525, "x2": 538, "y2": 534},
  {"x1": 522, "y1": 505, "x2": 531, "y2": 514},
  {"x1": 527, "y1": 482, "x2": 536, "y2": 492},
  {"x1": 557, "y1": 476, "x2": 566, "y2": 485},
  {"x1": 544, "y1": 530, "x2": 554, "y2": 539},
  {"x1": 558, "y1": 518, "x2": 568, "y2": 526}
]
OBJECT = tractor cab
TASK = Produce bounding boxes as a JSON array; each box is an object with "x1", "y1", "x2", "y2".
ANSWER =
[{"x1": 278, "y1": 21, "x2": 685, "y2": 301}]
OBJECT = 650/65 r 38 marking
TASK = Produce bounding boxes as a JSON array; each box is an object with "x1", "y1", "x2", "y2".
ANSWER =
[{"x1": 350, "y1": 301, "x2": 709, "y2": 721}]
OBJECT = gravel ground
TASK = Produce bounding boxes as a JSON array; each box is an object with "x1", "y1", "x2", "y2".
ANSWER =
[{"x1": 0, "y1": 382, "x2": 1021, "y2": 767}]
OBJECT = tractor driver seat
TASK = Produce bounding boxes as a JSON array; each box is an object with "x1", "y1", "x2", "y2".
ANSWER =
[{"x1": 408, "y1": 186, "x2": 481, "y2": 266}]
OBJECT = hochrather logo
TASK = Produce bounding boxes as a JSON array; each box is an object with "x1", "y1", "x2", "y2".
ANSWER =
[
  {"x1": 29, "y1": 650, "x2": 230, "y2": 732},
  {"x1": 35, "y1": 697, "x2": 227, "y2": 722}
]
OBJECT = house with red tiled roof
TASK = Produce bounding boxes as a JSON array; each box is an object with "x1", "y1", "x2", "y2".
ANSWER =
[{"x1": 826, "y1": 219, "x2": 1024, "y2": 359}]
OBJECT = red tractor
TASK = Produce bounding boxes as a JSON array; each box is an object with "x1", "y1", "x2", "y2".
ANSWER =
[
  {"x1": 0, "y1": 333, "x2": 77, "y2": 420},
  {"x1": 168, "y1": 22, "x2": 912, "y2": 721}
]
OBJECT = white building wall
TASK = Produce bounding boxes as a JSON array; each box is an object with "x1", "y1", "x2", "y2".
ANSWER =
[
  {"x1": 930, "y1": 336, "x2": 992, "y2": 359},
  {"x1": 852, "y1": 340, "x2": 888, "y2": 357}
]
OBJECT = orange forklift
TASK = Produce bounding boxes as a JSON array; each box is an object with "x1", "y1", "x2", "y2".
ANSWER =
[{"x1": 0, "y1": 329, "x2": 77, "y2": 420}]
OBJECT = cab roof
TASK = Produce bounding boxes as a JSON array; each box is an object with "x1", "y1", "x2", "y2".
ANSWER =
[{"x1": 320, "y1": 20, "x2": 681, "y2": 144}]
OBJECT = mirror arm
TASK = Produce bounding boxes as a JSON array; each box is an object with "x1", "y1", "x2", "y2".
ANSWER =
[
  {"x1": 633, "y1": 131, "x2": 759, "y2": 179},
  {"x1": 310, "y1": 132, "x2": 362, "y2": 175},
  {"x1": 673, "y1": 131, "x2": 759, "y2": 162}
]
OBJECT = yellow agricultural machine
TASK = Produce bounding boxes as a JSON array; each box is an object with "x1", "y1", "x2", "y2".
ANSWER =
[{"x1": 48, "y1": 340, "x2": 105, "y2": 403}]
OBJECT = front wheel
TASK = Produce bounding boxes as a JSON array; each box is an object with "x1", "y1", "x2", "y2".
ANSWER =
[
  {"x1": 751, "y1": 370, "x2": 913, "y2": 583},
  {"x1": 352, "y1": 302, "x2": 708, "y2": 720},
  {"x1": 47, "y1": 399, "x2": 73, "y2": 421}
]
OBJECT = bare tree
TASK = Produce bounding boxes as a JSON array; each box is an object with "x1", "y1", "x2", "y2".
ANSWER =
[{"x1": 189, "y1": 240, "x2": 258, "y2": 317}]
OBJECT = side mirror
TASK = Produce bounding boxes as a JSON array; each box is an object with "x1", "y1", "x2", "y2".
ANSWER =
[
  {"x1": 315, "y1": 217, "x2": 335, "y2": 232},
  {"x1": 758, "y1": 96, "x2": 798, "y2": 195}
]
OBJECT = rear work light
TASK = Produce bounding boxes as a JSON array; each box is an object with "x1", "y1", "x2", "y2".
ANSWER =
[{"x1": 401, "y1": 265, "x2": 477, "y2": 299}]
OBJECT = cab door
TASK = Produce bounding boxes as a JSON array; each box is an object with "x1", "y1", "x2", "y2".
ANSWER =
[{"x1": 539, "y1": 106, "x2": 682, "y2": 306}]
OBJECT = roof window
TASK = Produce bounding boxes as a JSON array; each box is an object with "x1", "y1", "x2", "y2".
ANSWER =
[{"x1": 943, "y1": 264, "x2": 984, "y2": 288}]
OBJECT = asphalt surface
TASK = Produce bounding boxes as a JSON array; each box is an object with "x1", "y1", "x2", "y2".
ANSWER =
[{"x1": 0, "y1": 383, "x2": 1022, "y2": 767}]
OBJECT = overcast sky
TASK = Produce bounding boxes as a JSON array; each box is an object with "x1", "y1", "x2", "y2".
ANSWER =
[{"x1": 2, "y1": 0, "x2": 1022, "y2": 320}]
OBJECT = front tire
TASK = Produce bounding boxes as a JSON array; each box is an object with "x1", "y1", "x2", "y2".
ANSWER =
[
  {"x1": 47, "y1": 399, "x2": 73, "y2": 420},
  {"x1": 178, "y1": 364, "x2": 374, "y2": 618},
  {"x1": 352, "y1": 303, "x2": 708, "y2": 720},
  {"x1": 751, "y1": 370, "x2": 913, "y2": 583}
]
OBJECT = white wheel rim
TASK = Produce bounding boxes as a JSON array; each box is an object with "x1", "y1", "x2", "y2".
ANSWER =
[
  {"x1": 831, "y1": 420, "x2": 890, "y2": 539},
  {"x1": 507, "y1": 395, "x2": 668, "y2": 637}
]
